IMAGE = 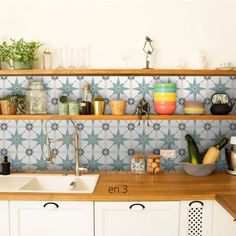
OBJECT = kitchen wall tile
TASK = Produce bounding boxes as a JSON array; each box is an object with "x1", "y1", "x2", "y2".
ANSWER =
[
  {"x1": 182, "y1": 76, "x2": 207, "y2": 102},
  {"x1": 0, "y1": 75, "x2": 233, "y2": 171}
]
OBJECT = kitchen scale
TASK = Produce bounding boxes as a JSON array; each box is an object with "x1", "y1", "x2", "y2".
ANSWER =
[{"x1": 226, "y1": 169, "x2": 236, "y2": 176}]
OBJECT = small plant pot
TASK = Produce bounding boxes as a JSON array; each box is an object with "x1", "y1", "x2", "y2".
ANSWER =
[
  {"x1": 110, "y1": 100, "x2": 127, "y2": 115},
  {"x1": 1, "y1": 100, "x2": 18, "y2": 115},
  {"x1": 13, "y1": 61, "x2": 33, "y2": 70}
]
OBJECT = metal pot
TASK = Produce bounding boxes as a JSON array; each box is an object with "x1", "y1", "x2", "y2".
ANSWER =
[
  {"x1": 225, "y1": 148, "x2": 236, "y2": 171},
  {"x1": 225, "y1": 137, "x2": 236, "y2": 171}
]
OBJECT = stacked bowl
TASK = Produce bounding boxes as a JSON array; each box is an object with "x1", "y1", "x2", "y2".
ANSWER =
[
  {"x1": 183, "y1": 102, "x2": 205, "y2": 115},
  {"x1": 154, "y1": 83, "x2": 176, "y2": 115}
]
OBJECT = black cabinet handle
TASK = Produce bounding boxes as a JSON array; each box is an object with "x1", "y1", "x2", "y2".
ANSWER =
[
  {"x1": 189, "y1": 201, "x2": 204, "y2": 207},
  {"x1": 129, "y1": 203, "x2": 145, "y2": 210},
  {"x1": 43, "y1": 202, "x2": 59, "y2": 210}
]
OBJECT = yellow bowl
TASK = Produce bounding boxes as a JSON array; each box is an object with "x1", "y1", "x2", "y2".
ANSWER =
[
  {"x1": 154, "y1": 97, "x2": 176, "y2": 102},
  {"x1": 153, "y1": 92, "x2": 176, "y2": 97},
  {"x1": 184, "y1": 107, "x2": 205, "y2": 111}
]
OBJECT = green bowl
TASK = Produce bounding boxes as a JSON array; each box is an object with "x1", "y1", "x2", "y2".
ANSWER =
[
  {"x1": 154, "y1": 88, "x2": 177, "y2": 93},
  {"x1": 154, "y1": 83, "x2": 176, "y2": 89}
]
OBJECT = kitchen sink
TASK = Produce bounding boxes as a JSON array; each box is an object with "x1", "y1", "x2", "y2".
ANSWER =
[{"x1": 0, "y1": 174, "x2": 99, "y2": 193}]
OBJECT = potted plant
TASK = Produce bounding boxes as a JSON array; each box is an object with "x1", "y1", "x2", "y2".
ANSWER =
[
  {"x1": 1, "y1": 94, "x2": 26, "y2": 115},
  {"x1": 0, "y1": 39, "x2": 42, "y2": 70},
  {"x1": 0, "y1": 41, "x2": 11, "y2": 68}
]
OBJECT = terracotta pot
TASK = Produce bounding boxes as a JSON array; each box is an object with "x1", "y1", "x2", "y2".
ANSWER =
[{"x1": 1, "y1": 100, "x2": 18, "y2": 115}]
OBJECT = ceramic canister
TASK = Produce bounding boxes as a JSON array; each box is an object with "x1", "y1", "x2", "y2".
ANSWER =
[{"x1": 58, "y1": 94, "x2": 69, "y2": 115}]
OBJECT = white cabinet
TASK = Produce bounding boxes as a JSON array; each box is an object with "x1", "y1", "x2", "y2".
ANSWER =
[
  {"x1": 213, "y1": 201, "x2": 236, "y2": 236},
  {"x1": 95, "y1": 201, "x2": 179, "y2": 236},
  {"x1": 0, "y1": 201, "x2": 9, "y2": 236},
  {"x1": 179, "y1": 200, "x2": 213, "y2": 236},
  {"x1": 9, "y1": 201, "x2": 93, "y2": 236}
]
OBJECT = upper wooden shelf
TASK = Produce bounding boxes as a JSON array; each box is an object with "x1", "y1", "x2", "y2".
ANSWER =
[
  {"x1": 1, "y1": 69, "x2": 236, "y2": 76},
  {"x1": 0, "y1": 114, "x2": 235, "y2": 120}
]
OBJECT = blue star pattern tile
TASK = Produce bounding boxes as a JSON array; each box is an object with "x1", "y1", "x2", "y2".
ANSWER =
[
  {"x1": 183, "y1": 76, "x2": 206, "y2": 101},
  {"x1": 0, "y1": 75, "x2": 235, "y2": 172}
]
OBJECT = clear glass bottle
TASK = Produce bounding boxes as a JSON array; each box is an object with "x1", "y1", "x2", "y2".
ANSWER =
[
  {"x1": 26, "y1": 80, "x2": 47, "y2": 114},
  {"x1": 82, "y1": 85, "x2": 92, "y2": 114},
  {"x1": 43, "y1": 48, "x2": 52, "y2": 70}
]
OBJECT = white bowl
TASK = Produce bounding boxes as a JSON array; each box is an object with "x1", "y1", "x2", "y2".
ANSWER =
[{"x1": 182, "y1": 162, "x2": 216, "y2": 176}]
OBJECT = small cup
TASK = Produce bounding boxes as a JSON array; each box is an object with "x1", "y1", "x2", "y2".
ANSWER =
[
  {"x1": 59, "y1": 103, "x2": 69, "y2": 115},
  {"x1": 58, "y1": 94, "x2": 69, "y2": 115},
  {"x1": 69, "y1": 101, "x2": 79, "y2": 115},
  {"x1": 110, "y1": 100, "x2": 127, "y2": 115},
  {"x1": 94, "y1": 101, "x2": 105, "y2": 115}
]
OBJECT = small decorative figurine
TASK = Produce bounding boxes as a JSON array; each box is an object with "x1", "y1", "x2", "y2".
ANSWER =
[
  {"x1": 143, "y1": 36, "x2": 154, "y2": 69},
  {"x1": 133, "y1": 98, "x2": 150, "y2": 126}
]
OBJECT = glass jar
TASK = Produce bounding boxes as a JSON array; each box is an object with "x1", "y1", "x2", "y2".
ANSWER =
[
  {"x1": 130, "y1": 154, "x2": 145, "y2": 174},
  {"x1": 43, "y1": 48, "x2": 52, "y2": 70},
  {"x1": 26, "y1": 80, "x2": 47, "y2": 114},
  {"x1": 146, "y1": 154, "x2": 161, "y2": 175}
]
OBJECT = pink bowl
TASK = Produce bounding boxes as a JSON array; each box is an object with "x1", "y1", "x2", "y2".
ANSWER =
[{"x1": 154, "y1": 102, "x2": 176, "y2": 115}]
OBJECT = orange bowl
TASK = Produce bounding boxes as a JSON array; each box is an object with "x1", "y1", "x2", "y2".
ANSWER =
[
  {"x1": 154, "y1": 101, "x2": 176, "y2": 106},
  {"x1": 154, "y1": 102, "x2": 176, "y2": 115}
]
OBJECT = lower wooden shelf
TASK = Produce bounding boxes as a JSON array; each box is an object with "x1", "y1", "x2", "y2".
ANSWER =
[{"x1": 0, "y1": 114, "x2": 235, "y2": 120}]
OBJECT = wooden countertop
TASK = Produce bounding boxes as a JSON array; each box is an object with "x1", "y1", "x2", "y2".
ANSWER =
[
  {"x1": 215, "y1": 194, "x2": 236, "y2": 219},
  {"x1": 0, "y1": 172, "x2": 236, "y2": 218},
  {"x1": 0, "y1": 172, "x2": 236, "y2": 201}
]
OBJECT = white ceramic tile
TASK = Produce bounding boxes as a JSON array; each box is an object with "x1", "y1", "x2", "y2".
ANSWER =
[{"x1": 182, "y1": 76, "x2": 207, "y2": 101}]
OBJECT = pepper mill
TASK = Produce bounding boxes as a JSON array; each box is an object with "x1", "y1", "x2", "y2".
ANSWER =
[{"x1": 2, "y1": 156, "x2": 10, "y2": 175}]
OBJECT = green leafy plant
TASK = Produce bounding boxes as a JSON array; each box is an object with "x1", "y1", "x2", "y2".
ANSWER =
[
  {"x1": 10, "y1": 38, "x2": 42, "y2": 64},
  {"x1": 0, "y1": 38, "x2": 42, "y2": 67},
  {"x1": 0, "y1": 41, "x2": 11, "y2": 65},
  {"x1": 1, "y1": 94, "x2": 26, "y2": 104}
]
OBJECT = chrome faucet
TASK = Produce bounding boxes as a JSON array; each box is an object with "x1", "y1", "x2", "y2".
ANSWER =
[{"x1": 44, "y1": 116, "x2": 86, "y2": 176}]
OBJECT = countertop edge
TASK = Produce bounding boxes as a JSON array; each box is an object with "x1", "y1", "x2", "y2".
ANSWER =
[{"x1": 215, "y1": 194, "x2": 236, "y2": 219}]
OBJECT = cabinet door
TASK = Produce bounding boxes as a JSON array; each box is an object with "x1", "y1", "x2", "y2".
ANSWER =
[
  {"x1": 95, "y1": 201, "x2": 179, "y2": 236},
  {"x1": 179, "y1": 200, "x2": 213, "y2": 236},
  {"x1": 10, "y1": 201, "x2": 93, "y2": 236},
  {"x1": 213, "y1": 201, "x2": 236, "y2": 236},
  {"x1": 0, "y1": 201, "x2": 9, "y2": 236}
]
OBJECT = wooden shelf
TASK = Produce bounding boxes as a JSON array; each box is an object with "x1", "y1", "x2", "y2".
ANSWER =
[
  {"x1": 1, "y1": 69, "x2": 236, "y2": 76},
  {"x1": 0, "y1": 114, "x2": 235, "y2": 120}
]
